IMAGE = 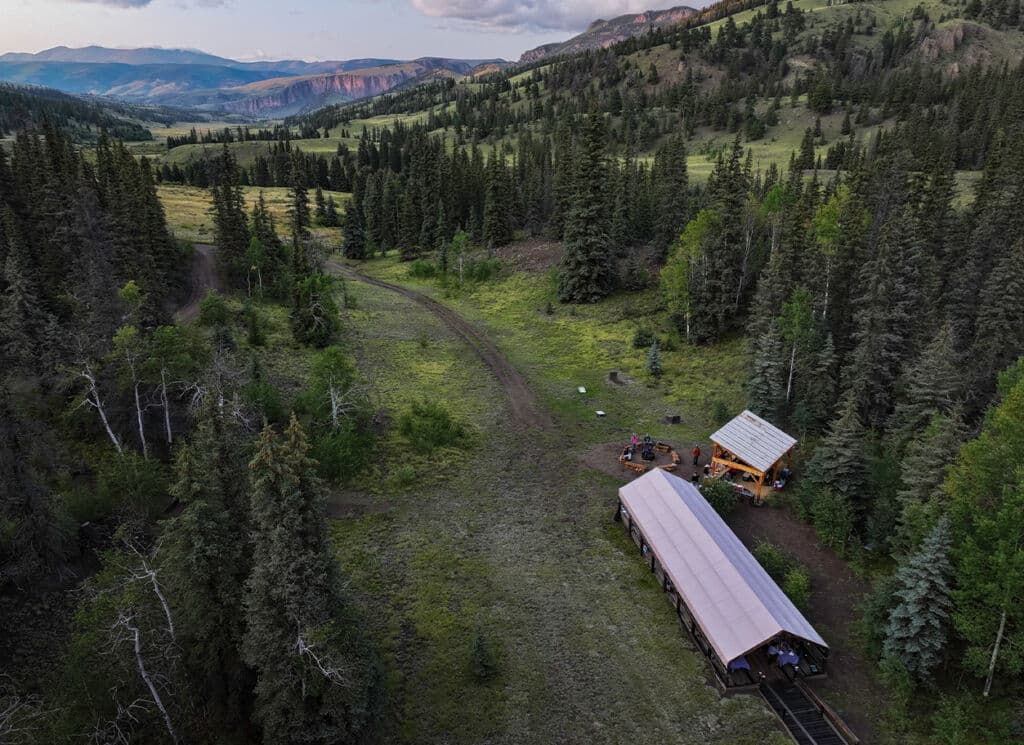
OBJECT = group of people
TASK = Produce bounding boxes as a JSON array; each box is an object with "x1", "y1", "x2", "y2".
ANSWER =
[{"x1": 622, "y1": 433, "x2": 657, "y2": 462}]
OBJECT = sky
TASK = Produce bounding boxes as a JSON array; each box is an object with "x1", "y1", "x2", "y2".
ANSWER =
[{"x1": 0, "y1": 0, "x2": 698, "y2": 62}]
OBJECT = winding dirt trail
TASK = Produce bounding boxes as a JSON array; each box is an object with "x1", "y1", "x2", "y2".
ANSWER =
[
  {"x1": 327, "y1": 259, "x2": 553, "y2": 431},
  {"x1": 175, "y1": 244, "x2": 220, "y2": 323}
]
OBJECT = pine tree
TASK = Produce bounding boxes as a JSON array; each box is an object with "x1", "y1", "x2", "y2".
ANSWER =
[
  {"x1": 160, "y1": 406, "x2": 251, "y2": 729},
  {"x1": 748, "y1": 321, "x2": 785, "y2": 420},
  {"x1": 557, "y1": 113, "x2": 614, "y2": 303},
  {"x1": 894, "y1": 408, "x2": 966, "y2": 552},
  {"x1": 887, "y1": 322, "x2": 961, "y2": 452},
  {"x1": 883, "y1": 517, "x2": 954, "y2": 684},
  {"x1": 0, "y1": 209, "x2": 58, "y2": 374},
  {"x1": 210, "y1": 145, "x2": 250, "y2": 287},
  {"x1": 242, "y1": 417, "x2": 377, "y2": 743},
  {"x1": 482, "y1": 153, "x2": 512, "y2": 247},
  {"x1": 968, "y1": 239, "x2": 1024, "y2": 411},
  {"x1": 805, "y1": 394, "x2": 868, "y2": 542},
  {"x1": 342, "y1": 176, "x2": 367, "y2": 260},
  {"x1": 652, "y1": 134, "x2": 689, "y2": 257},
  {"x1": 647, "y1": 339, "x2": 663, "y2": 378}
]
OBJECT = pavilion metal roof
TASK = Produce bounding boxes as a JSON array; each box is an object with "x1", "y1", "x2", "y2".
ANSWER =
[
  {"x1": 619, "y1": 469, "x2": 827, "y2": 665},
  {"x1": 710, "y1": 410, "x2": 797, "y2": 473}
]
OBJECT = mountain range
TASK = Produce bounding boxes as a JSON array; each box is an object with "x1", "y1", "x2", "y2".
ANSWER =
[
  {"x1": 0, "y1": 47, "x2": 500, "y2": 117},
  {"x1": 0, "y1": 8, "x2": 696, "y2": 118}
]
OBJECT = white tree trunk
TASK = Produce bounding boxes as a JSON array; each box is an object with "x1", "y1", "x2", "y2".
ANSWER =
[
  {"x1": 80, "y1": 364, "x2": 123, "y2": 455},
  {"x1": 160, "y1": 369, "x2": 173, "y2": 446},
  {"x1": 786, "y1": 343, "x2": 797, "y2": 402},
  {"x1": 133, "y1": 380, "x2": 148, "y2": 460},
  {"x1": 328, "y1": 383, "x2": 340, "y2": 430},
  {"x1": 122, "y1": 614, "x2": 180, "y2": 745},
  {"x1": 983, "y1": 608, "x2": 1007, "y2": 697}
]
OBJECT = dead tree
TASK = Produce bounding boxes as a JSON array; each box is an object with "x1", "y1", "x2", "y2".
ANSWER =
[{"x1": 74, "y1": 360, "x2": 123, "y2": 456}]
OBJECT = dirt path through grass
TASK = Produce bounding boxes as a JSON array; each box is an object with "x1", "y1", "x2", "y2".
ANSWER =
[
  {"x1": 175, "y1": 244, "x2": 219, "y2": 323},
  {"x1": 327, "y1": 259, "x2": 553, "y2": 431}
]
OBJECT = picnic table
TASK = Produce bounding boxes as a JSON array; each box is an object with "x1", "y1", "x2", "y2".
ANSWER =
[{"x1": 728, "y1": 656, "x2": 751, "y2": 672}]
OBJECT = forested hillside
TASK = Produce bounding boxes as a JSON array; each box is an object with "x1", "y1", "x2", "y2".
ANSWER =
[
  {"x1": 0, "y1": 83, "x2": 165, "y2": 141},
  {"x1": 0, "y1": 126, "x2": 379, "y2": 742}
]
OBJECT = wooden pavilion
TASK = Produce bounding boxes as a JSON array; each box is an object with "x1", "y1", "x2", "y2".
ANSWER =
[{"x1": 710, "y1": 410, "x2": 797, "y2": 504}]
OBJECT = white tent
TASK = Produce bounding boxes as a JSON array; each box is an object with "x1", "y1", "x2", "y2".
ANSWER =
[{"x1": 618, "y1": 469, "x2": 826, "y2": 666}]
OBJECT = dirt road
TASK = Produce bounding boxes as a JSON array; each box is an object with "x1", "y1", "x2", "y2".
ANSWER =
[
  {"x1": 175, "y1": 244, "x2": 220, "y2": 323},
  {"x1": 327, "y1": 260, "x2": 552, "y2": 431}
]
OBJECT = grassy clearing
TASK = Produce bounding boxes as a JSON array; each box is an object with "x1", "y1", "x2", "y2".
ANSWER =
[
  {"x1": 328, "y1": 275, "x2": 786, "y2": 744},
  {"x1": 158, "y1": 184, "x2": 349, "y2": 243},
  {"x1": 356, "y1": 254, "x2": 750, "y2": 448}
]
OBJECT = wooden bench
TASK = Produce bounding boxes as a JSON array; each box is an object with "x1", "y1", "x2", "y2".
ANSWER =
[
  {"x1": 623, "y1": 461, "x2": 648, "y2": 474},
  {"x1": 655, "y1": 443, "x2": 672, "y2": 453},
  {"x1": 670, "y1": 451, "x2": 681, "y2": 464},
  {"x1": 659, "y1": 464, "x2": 678, "y2": 472}
]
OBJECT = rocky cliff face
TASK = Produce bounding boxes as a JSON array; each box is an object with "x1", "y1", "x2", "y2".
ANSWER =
[
  {"x1": 520, "y1": 6, "x2": 697, "y2": 63},
  {"x1": 222, "y1": 69, "x2": 422, "y2": 116}
]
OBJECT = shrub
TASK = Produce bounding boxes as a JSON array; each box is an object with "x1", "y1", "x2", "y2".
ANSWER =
[
  {"x1": 810, "y1": 487, "x2": 856, "y2": 555},
  {"x1": 632, "y1": 327, "x2": 655, "y2": 349},
  {"x1": 312, "y1": 422, "x2": 372, "y2": 483},
  {"x1": 243, "y1": 380, "x2": 285, "y2": 425},
  {"x1": 94, "y1": 452, "x2": 170, "y2": 519},
  {"x1": 752, "y1": 540, "x2": 791, "y2": 581},
  {"x1": 783, "y1": 567, "x2": 811, "y2": 609},
  {"x1": 700, "y1": 478, "x2": 737, "y2": 522},
  {"x1": 409, "y1": 259, "x2": 438, "y2": 279},
  {"x1": 470, "y1": 627, "x2": 498, "y2": 681},
  {"x1": 199, "y1": 289, "x2": 229, "y2": 327},
  {"x1": 711, "y1": 399, "x2": 731, "y2": 427},
  {"x1": 464, "y1": 258, "x2": 502, "y2": 283},
  {"x1": 397, "y1": 401, "x2": 466, "y2": 452}
]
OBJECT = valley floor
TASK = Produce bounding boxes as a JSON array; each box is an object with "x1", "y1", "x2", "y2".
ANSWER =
[
  {"x1": 327, "y1": 265, "x2": 788, "y2": 744},
  {"x1": 323, "y1": 254, "x2": 894, "y2": 744}
]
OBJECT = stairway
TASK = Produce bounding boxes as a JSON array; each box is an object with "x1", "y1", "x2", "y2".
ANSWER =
[{"x1": 760, "y1": 682, "x2": 850, "y2": 745}]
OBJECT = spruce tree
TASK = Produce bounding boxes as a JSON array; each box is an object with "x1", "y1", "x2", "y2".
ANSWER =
[
  {"x1": 210, "y1": 145, "x2": 250, "y2": 287},
  {"x1": 883, "y1": 517, "x2": 953, "y2": 684},
  {"x1": 160, "y1": 406, "x2": 251, "y2": 729},
  {"x1": 242, "y1": 417, "x2": 377, "y2": 743},
  {"x1": 557, "y1": 114, "x2": 614, "y2": 303},
  {"x1": 652, "y1": 134, "x2": 689, "y2": 257},
  {"x1": 968, "y1": 239, "x2": 1024, "y2": 412},
  {"x1": 342, "y1": 176, "x2": 367, "y2": 260},
  {"x1": 647, "y1": 339, "x2": 663, "y2": 378},
  {"x1": 748, "y1": 321, "x2": 784, "y2": 420}
]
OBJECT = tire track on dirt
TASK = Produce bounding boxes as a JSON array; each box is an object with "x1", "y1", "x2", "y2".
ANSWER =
[
  {"x1": 327, "y1": 260, "x2": 553, "y2": 431},
  {"x1": 175, "y1": 244, "x2": 220, "y2": 323}
]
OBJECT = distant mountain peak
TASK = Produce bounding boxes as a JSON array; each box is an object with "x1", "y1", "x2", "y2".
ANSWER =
[{"x1": 520, "y1": 5, "x2": 698, "y2": 63}]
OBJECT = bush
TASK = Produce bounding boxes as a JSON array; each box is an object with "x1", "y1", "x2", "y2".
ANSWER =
[
  {"x1": 700, "y1": 478, "x2": 737, "y2": 522},
  {"x1": 312, "y1": 422, "x2": 372, "y2": 483},
  {"x1": 811, "y1": 487, "x2": 856, "y2": 555},
  {"x1": 783, "y1": 567, "x2": 811, "y2": 609},
  {"x1": 632, "y1": 327, "x2": 655, "y2": 349},
  {"x1": 464, "y1": 258, "x2": 502, "y2": 283},
  {"x1": 397, "y1": 401, "x2": 466, "y2": 452},
  {"x1": 243, "y1": 380, "x2": 285, "y2": 425},
  {"x1": 94, "y1": 452, "x2": 170, "y2": 519},
  {"x1": 409, "y1": 259, "x2": 438, "y2": 279},
  {"x1": 752, "y1": 540, "x2": 791, "y2": 581},
  {"x1": 470, "y1": 627, "x2": 498, "y2": 681},
  {"x1": 199, "y1": 289, "x2": 229, "y2": 327}
]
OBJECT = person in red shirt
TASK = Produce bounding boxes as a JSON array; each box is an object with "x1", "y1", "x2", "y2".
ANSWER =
[{"x1": 692, "y1": 444, "x2": 701, "y2": 466}]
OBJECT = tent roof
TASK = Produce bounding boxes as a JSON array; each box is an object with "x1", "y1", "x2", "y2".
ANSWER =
[
  {"x1": 710, "y1": 410, "x2": 797, "y2": 473},
  {"x1": 619, "y1": 469, "x2": 827, "y2": 665}
]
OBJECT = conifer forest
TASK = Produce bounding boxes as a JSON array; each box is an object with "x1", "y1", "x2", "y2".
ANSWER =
[{"x1": 2, "y1": 0, "x2": 1024, "y2": 743}]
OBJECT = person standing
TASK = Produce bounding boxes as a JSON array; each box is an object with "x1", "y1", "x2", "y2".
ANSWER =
[{"x1": 692, "y1": 444, "x2": 701, "y2": 466}]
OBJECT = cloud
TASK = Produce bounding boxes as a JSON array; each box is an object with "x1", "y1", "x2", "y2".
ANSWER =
[
  {"x1": 66, "y1": 0, "x2": 153, "y2": 6},
  {"x1": 65, "y1": 0, "x2": 229, "y2": 7},
  {"x1": 410, "y1": 1, "x2": 667, "y2": 31}
]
